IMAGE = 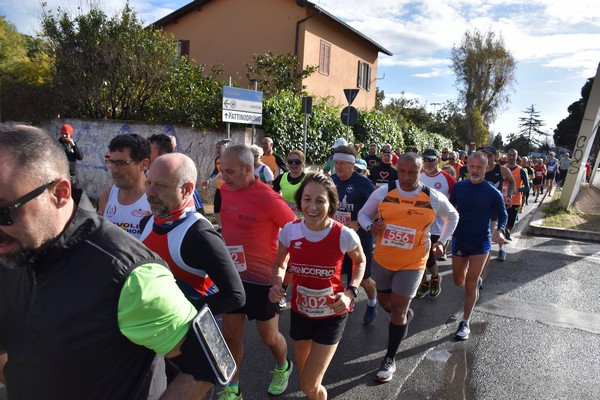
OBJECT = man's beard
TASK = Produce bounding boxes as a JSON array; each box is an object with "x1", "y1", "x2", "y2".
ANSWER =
[{"x1": 0, "y1": 250, "x2": 29, "y2": 270}]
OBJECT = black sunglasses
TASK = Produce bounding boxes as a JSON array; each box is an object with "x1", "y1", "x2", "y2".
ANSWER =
[
  {"x1": 0, "y1": 181, "x2": 55, "y2": 226},
  {"x1": 287, "y1": 159, "x2": 302, "y2": 165},
  {"x1": 423, "y1": 157, "x2": 438, "y2": 162}
]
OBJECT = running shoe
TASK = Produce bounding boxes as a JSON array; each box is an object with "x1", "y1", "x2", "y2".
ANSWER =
[
  {"x1": 429, "y1": 274, "x2": 442, "y2": 297},
  {"x1": 505, "y1": 230, "x2": 512, "y2": 241},
  {"x1": 267, "y1": 359, "x2": 293, "y2": 395},
  {"x1": 374, "y1": 357, "x2": 396, "y2": 383},
  {"x1": 415, "y1": 280, "x2": 429, "y2": 298},
  {"x1": 363, "y1": 302, "x2": 378, "y2": 325},
  {"x1": 218, "y1": 386, "x2": 243, "y2": 400},
  {"x1": 454, "y1": 321, "x2": 470, "y2": 341},
  {"x1": 498, "y1": 249, "x2": 507, "y2": 261}
]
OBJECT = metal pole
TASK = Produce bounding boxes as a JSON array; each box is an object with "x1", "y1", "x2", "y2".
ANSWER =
[
  {"x1": 227, "y1": 76, "x2": 231, "y2": 140},
  {"x1": 252, "y1": 80, "x2": 257, "y2": 144},
  {"x1": 303, "y1": 112, "x2": 308, "y2": 155},
  {"x1": 346, "y1": 119, "x2": 350, "y2": 142}
]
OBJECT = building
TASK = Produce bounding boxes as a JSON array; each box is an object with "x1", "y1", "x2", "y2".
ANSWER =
[{"x1": 153, "y1": 0, "x2": 392, "y2": 110}]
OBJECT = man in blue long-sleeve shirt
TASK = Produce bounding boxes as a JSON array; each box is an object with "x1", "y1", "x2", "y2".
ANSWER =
[{"x1": 449, "y1": 151, "x2": 508, "y2": 341}]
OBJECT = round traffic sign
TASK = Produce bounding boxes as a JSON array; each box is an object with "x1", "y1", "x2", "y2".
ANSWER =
[{"x1": 341, "y1": 106, "x2": 358, "y2": 126}]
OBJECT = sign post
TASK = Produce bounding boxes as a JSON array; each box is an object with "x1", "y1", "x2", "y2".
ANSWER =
[
  {"x1": 222, "y1": 86, "x2": 263, "y2": 130},
  {"x1": 342, "y1": 89, "x2": 359, "y2": 141},
  {"x1": 302, "y1": 97, "x2": 313, "y2": 155}
]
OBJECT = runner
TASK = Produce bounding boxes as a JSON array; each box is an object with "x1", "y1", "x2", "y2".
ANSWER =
[
  {"x1": 416, "y1": 149, "x2": 456, "y2": 298},
  {"x1": 532, "y1": 158, "x2": 546, "y2": 202},
  {"x1": 545, "y1": 152, "x2": 558, "y2": 195},
  {"x1": 358, "y1": 152, "x2": 458, "y2": 383},
  {"x1": 261, "y1": 136, "x2": 288, "y2": 177},
  {"x1": 450, "y1": 151, "x2": 507, "y2": 340},
  {"x1": 369, "y1": 147, "x2": 398, "y2": 188},
  {"x1": 323, "y1": 138, "x2": 348, "y2": 175},
  {"x1": 331, "y1": 145, "x2": 379, "y2": 325},
  {"x1": 272, "y1": 149, "x2": 306, "y2": 217},
  {"x1": 364, "y1": 143, "x2": 382, "y2": 170},
  {"x1": 218, "y1": 145, "x2": 296, "y2": 399},
  {"x1": 97, "y1": 133, "x2": 151, "y2": 239},
  {"x1": 202, "y1": 139, "x2": 229, "y2": 228},
  {"x1": 251, "y1": 144, "x2": 275, "y2": 186},
  {"x1": 269, "y1": 172, "x2": 366, "y2": 400},
  {"x1": 504, "y1": 149, "x2": 529, "y2": 239},
  {"x1": 479, "y1": 146, "x2": 515, "y2": 263}
]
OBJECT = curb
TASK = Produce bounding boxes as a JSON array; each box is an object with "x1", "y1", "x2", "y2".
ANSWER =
[{"x1": 527, "y1": 192, "x2": 600, "y2": 243}]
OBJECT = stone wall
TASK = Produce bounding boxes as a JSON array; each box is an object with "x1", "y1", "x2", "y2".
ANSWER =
[{"x1": 42, "y1": 119, "x2": 263, "y2": 202}]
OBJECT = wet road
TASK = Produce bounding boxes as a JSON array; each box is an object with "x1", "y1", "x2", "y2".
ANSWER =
[
  {"x1": 211, "y1": 215, "x2": 600, "y2": 399},
  {"x1": 3, "y1": 204, "x2": 599, "y2": 399}
]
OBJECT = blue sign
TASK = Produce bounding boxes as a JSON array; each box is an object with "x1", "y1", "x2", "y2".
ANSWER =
[{"x1": 223, "y1": 86, "x2": 263, "y2": 103}]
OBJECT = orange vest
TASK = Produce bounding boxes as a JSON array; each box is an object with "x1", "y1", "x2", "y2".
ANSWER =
[
  {"x1": 374, "y1": 185, "x2": 436, "y2": 271},
  {"x1": 262, "y1": 154, "x2": 279, "y2": 178},
  {"x1": 507, "y1": 165, "x2": 523, "y2": 206}
]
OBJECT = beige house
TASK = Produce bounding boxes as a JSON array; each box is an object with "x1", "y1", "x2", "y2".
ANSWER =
[{"x1": 153, "y1": 0, "x2": 392, "y2": 110}]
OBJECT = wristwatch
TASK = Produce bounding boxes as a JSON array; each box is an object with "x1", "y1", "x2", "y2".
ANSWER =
[{"x1": 347, "y1": 285, "x2": 359, "y2": 298}]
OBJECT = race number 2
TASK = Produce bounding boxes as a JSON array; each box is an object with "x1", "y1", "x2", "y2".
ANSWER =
[{"x1": 227, "y1": 245, "x2": 247, "y2": 272}]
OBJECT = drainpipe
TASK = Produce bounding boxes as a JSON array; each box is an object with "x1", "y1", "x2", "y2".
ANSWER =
[{"x1": 295, "y1": 11, "x2": 320, "y2": 56}]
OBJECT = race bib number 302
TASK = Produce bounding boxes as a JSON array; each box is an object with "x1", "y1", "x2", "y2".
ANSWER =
[
  {"x1": 295, "y1": 285, "x2": 335, "y2": 318},
  {"x1": 381, "y1": 224, "x2": 416, "y2": 250},
  {"x1": 227, "y1": 245, "x2": 247, "y2": 272}
]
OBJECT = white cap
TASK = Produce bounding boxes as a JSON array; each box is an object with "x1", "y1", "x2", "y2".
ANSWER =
[{"x1": 331, "y1": 138, "x2": 348, "y2": 149}]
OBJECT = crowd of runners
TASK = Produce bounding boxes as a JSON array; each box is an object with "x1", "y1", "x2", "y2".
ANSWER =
[{"x1": 0, "y1": 124, "x2": 574, "y2": 399}]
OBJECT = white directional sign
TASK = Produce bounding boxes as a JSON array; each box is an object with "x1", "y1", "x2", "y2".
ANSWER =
[{"x1": 222, "y1": 86, "x2": 263, "y2": 125}]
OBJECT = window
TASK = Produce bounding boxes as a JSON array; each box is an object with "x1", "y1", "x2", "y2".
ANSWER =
[
  {"x1": 357, "y1": 61, "x2": 372, "y2": 90},
  {"x1": 319, "y1": 40, "x2": 331, "y2": 75},
  {"x1": 176, "y1": 40, "x2": 190, "y2": 57}
]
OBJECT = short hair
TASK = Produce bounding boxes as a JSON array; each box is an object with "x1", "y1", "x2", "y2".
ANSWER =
[
  {"x1": 333, "y1": 145, "x2": 357, "y2": 157},
  {"x1": 250, "y1": 144, "x2": 263, "y2": 157},
  {"x1": 469, "y1": 151, "x2": 488, "y2": 165},
  {"x1": 397, "y1": 152, "x2": 423, "y2": 170},
  {"x1": 222, "y1": 144, "x2": 254, "y2": 167},
  {"x1": 287, "y1": 149, "x2": 305, "y2": 163},
  {"x1": 108, "y1": 134, "x2": 151, "y2": 162},
  {"x1": 441, "y1": 164, "x2": 457, "y2": 178},
  {"x1": 294, "y1": 172, "x2": 339, "y2": 217},
  {"x1": 149, "y1": 134, "x2": 175, "y2": 155},
  {"x1": 0, "y1": 123, "x2": 69, "y2": 183},
  {"x1": 262, "y1": 137, "x2": 273, "y2": 145}
]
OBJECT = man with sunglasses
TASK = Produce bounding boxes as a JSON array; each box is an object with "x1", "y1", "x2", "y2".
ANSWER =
[
  {"x1": 97, "y1": 133, "x2": 152, "y2": 239},
  {"x1": 0, "y1": 123, "x2": 227, "y2": 399}
]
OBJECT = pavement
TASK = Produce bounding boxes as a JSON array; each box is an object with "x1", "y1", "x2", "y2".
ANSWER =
[{"x1": 528, "y1": 184, "x2": 600, "y2": 242}]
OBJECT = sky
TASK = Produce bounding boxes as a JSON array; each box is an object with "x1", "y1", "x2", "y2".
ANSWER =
[{"x1": 2, "y1": 0, "x2": 599, "y2": 144}]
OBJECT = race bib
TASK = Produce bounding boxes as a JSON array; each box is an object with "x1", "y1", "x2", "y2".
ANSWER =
[
  {"x1": 295, "y1": 285, "x2": 335, "y2": 318},
  {"x1": 227, "y1": 245, "x2": 247, "y2": 272},
  {"x1": 381, "y1": 224, "x2": 416, "y2": 250},
  {"x1": 333, "y1": 211, "x2": 351, "y2": 225}
]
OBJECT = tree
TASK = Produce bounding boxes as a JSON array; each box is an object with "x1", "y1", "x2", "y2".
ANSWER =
[
  {"x1": 245, "y1": 52, "x2": 317, "y2": 97},
  {"x1": 451, "y1": 29, "x2": 517, "y2": 143},
  {"x1": 0, "y1": 16, "x2": 55, "y2": 122},
  {"x1": 554, "y1": 77, "x2": 593, "y2": 149},
  {"x1": 518, "y1": 104, "x2": 547, "y2": 153},
  {"x1": 504, "y1": 133, "x2": 529, "y2": 155},
  {"x1": 492, "y1": 132, "x2": 503, "y2": 150},
  {"x1": 41, "y1": 3, "x2": 179, "y2": 119}
]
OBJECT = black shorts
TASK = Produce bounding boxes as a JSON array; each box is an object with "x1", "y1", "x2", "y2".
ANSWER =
[
  {"x1": 342, "y1": 228, "x2": 372, "y2": 279},
  {"x1": 546, "y1": 172, "x2": 556, "y2": 180},
  {"x1": 452, "y1": 236, "x2": 490, "y2": 257},
  {"x1": 228, "y1": 281, "x2": 279, "y2": 321},
  {"x1": 426, "y1": 235, "x2": 440, "y2": 269},
  {"x1": 533, "y1": 178, "x2": 543, "y2": 185},
  {"x1": 290, "y1": 310, "x2": 348, "y2": 345}
]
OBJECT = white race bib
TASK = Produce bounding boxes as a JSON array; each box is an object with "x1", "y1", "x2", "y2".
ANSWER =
[
  {"x1": 295, "y1": 285, "x2": 335, "y2": 318},
  {"x1": 381, "y1": 224, "x2": 417, "y2": 250},
  {"x1": 333, "y1": 211, "x2": 351, "y2": 225},
  {"x1": 227, "y1": 245, "x2": 247, "y2": 272}
]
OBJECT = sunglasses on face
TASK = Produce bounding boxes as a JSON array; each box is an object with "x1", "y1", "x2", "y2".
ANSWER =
[
  {"x1": 104, "y1": 159, "x2": 136, "y2": 168},
  {"x1": 287, "y1": 159, "x2": 302, "y2": 165},
  {"x1": 423, "y1": 157, "x2": 438, "y2": 162},
  {"x1": 0, "y1": 181, "x2": 54, "y2": 226}
]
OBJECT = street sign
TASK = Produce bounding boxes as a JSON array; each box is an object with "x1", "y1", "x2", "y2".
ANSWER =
[
  {"x1": 344, "y1": 88, "x2": 359, "y2": 105},
  {"x1": 222, "y1": 86, "x2": 263, "y2": 125},
  {"x1": 341, "y1": 106, "x2": 358, "y2": 125}
]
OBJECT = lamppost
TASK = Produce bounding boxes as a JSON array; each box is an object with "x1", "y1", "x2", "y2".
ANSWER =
[{"x1": 431, "y1": 102, "x2": 441, "y2": 114}]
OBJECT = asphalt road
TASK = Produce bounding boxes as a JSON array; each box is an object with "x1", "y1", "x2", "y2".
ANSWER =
[{"x1": 3, "y1": 201, "x2": 599, "y2": 399}]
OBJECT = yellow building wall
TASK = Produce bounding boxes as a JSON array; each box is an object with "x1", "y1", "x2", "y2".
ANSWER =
[{"x1": 160, "y1": 0, "x2": 381, "y2": 110}]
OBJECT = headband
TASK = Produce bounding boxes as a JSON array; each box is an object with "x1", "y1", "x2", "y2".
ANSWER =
[{"x1": 333, "y1": 153, "x2": 356, "y2": 163}]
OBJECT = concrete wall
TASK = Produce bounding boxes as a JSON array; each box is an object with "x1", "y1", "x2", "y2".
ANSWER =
[{"x1": 42, "y1": 119, "x2": 261, "y2": 202}]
